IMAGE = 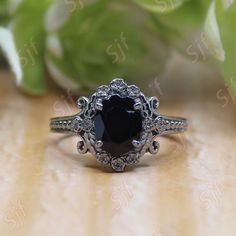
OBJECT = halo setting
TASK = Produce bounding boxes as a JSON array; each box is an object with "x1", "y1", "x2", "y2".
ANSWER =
[{"x1": 50, "y1": 78, "x2": 188, "y2": 172}]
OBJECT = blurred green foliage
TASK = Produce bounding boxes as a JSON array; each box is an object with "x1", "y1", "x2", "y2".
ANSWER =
[
  {"x1": 46, "y1": 0, "x2": 168, "y2": 91},
  {"x1": 0, "y1": 0, "x2": 235, "y2": 96},
  {"x1": 0, "y1": 0, "x2": 9, "y2": 24},
  {"x1": 12, "y1": 0, "x2": 54, "y2": 94},
  {"x1": 215, "y1": 0, "x2": 236, "y2": 95}
]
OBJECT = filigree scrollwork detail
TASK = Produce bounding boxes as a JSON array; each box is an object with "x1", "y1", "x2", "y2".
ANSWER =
[
  {"x1": 149, "y1": 96, "x2": 159, "y2": 110},
  {"x1": 50, "y1": 78, "x2": 187, "y2": 172},
  {"x1": 69, "y1": 79, "x2": 187, "y2": 171},
  {"x1": 77, "y1": 96, "x2": 89, "y2": 110},
  {"x1": 149, "y1": 140, "x2": 160, "y2": 154},
  {"x1": 77, "y1": 139, "x2": 88, "y2": 154}
]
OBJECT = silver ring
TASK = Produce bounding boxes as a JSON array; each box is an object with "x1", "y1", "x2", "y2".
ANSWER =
[{"x1": 50, "y1": 78, "x2": 188, "y2": 172}]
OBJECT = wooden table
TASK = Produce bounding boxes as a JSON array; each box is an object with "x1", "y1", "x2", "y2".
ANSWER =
[{"x1": 0, "y1": 69, "x2": 235, "y2": 236}]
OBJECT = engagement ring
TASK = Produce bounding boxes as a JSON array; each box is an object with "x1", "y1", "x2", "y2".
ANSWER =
[{"x1": 50, "y1": 78, "x2": 188, "y2": 172}]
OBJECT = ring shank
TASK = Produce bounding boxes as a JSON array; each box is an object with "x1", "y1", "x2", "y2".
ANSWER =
[
  {"x1": 50, "y1": 115, "x2": 76, "y2": 134},
  {"x1": 157, "y1": 115, "x2": 187, "y2": 135}
]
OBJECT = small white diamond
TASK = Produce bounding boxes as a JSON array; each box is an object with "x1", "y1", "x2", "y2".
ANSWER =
[
  {"x1": 154, "y1": 117, "x2": 165, "y2": 133},
  {"x1": 125, "y1": 152, "x2": 139, "y2": 165},
  {"x1": 110, "y1": 78, "x2": 127, "y2": 91},
  {"x1": 111, "y1": 158, "x2": 126, "y2": 172},
  {"x1": 82, "y1": 118, "x2": 93, "y2": 132},
  {"x1": 127, "y1": 85, "x2": 140, "y2": 97},
  {"x1": 97, "y1": 151, "x2": 111, "y2": 165},
  {"x1": 71, "y1": 117, "x2": 82, "y2": 132},
  {"x1": 143, "y1": 118, "x2": 154, "y2": 131},
  {"x1": 96, "y1": 85, "x2": 109, "y2": 97}
]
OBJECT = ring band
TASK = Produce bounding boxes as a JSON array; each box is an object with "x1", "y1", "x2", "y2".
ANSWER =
[{"x1": 50, "y1": 78, "x2": 188, "y2": 172}]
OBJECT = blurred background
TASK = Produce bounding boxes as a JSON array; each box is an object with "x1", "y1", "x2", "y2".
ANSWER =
[
  {"x1": 0, "y1": 0, "x2": 236, "y2": 97},
  {"x1": 0, "y1": 1, "x2": 236, "y2": 236}
]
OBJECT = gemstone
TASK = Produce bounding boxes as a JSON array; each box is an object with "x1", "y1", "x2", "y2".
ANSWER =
[
  {"x1": 96, "y1": 151, "x2": 111, "y2": 165},
  {"x1": 94, "y1": 95, "x2": 142, "y2": 157},
  {"x1": 111, "y1": 158, "x2": 126, "y2": 172}
]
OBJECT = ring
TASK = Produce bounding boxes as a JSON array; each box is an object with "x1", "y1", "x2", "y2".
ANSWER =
[{"x1": 50, "y1": 78, "x2": 188, "y2": 172}]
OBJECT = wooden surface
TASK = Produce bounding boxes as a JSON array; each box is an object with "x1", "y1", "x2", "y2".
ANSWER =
[{"x1": 0, "y1": 70, "x2": 236, "y2": 236}]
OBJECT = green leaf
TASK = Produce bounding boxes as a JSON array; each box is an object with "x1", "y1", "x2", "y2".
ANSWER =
[
  {"x1": 0, "y1": 0, "x2": 9, "y2": 24},
  {"x1": 45, "y1": 0, "x2": 169, "y2": 91},
  {"x1": 205, "y1": 0, "x2": 236, "y2": 96},
  {"x1": 204, "y1": 1, "x2": 225, "y2": 61},
  {"x1": 149, "y1": 0, "x2": 212, "y2": 56},
  {"x1": 11, "y1": 0, "x2": 53, "y2": 95}
]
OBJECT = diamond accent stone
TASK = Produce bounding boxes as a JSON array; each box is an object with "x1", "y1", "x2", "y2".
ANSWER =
[
  {"x1": 111, "y1": 158, "x2": 126, "y2": 172},
  {"x1": 96, "y1": 151, "x2": 111, "y2": 165}
]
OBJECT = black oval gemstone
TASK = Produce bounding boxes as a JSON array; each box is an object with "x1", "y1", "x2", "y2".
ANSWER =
[{"x1": 94, "y1": 95, "x2": 142, "y2": 157}]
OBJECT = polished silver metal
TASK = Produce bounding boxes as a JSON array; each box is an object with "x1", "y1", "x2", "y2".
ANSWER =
[{"x1": 50, "y1": 78, "x2": 188, "y2": 172}]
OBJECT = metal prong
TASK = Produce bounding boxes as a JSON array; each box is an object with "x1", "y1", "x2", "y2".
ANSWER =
[
  {"x1": 111, "y1": 78, "x2": 124, "y2": 83},
  {"x1": 133, "y1": 102, "x2": 142, "y2": 110},
  {"x1": 95, "y1": 99, "x2": 103, "y2": 111},
  {"x1": 132, "y1": 140, "x2": 141, "y2": 148},
  {"x1": 134, "y1": 98, "x2": 142, "y2": 110},
  {"x1": 95, "y1": 140, "x2": 103, "y2": 148}
]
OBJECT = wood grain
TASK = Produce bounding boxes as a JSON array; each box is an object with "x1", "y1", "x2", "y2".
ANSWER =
[{"x1": 0, "y1": 70, "x2": 235, "y2": 236}]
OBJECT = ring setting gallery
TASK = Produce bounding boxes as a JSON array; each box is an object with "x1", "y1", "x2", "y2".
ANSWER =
[{"x1": 50, "y1": 78, "x2": 188, "y2": 172}]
